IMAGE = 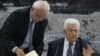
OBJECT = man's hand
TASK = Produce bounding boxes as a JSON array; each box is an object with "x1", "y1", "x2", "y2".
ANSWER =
[
  {"x1": 83, "y1": 44, "x2": 92, "y2": 56},
  {"x1": 15, "y1": 48, "x2": 25, "y2": 56}
]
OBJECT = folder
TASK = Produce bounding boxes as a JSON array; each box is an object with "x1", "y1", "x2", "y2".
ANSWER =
[{"x1": 25, "y1": 50, "x2": 38, "y2": 56}]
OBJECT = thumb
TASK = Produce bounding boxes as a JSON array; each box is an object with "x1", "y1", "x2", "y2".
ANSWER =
[{"x1": 83, "y1": 47, "x2": 86, "y2": 55}]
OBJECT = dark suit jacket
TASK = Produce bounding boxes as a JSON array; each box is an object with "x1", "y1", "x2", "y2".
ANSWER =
[
  {"x1": 47, "y1": 37, "x2": 91, "y2": 56},
  {"x1": 0, "y1": 7, "x2": 48, "y2": 56}
]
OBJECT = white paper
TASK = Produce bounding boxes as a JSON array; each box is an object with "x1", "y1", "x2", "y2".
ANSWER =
[{"x1": 25, "y1": 50, "x2": 38, "y2": 56}]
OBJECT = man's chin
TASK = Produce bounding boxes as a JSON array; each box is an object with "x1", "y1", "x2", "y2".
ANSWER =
[
  {"x1": 34, "y1": 20, "x2": 39, "y2": 23},
  {"x1": 71, "y1": 38, "x2": 77, "y2": 42}
]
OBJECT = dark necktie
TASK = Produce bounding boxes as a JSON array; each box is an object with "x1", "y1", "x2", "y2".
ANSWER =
[
  {"x1": 67, "y1": 43, "x2": 73, "y2": 56},
  {"x1": 29, "y1": 21, "x2": 33, "y2": 51}
]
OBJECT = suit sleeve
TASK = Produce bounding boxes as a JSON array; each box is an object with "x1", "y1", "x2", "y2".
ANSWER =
[
  {"x1": 2, "y1": 10, "x2": 19, "y2": 52},
  {"x1": 80, "y1": 38, "x2": 91, "y2": 49},
  {"x1": 47, "y1": 42, "x2": 52, "y2": 56},
  {"x1": 33, "y1": 19, "x2": 48, "y2": 56}
]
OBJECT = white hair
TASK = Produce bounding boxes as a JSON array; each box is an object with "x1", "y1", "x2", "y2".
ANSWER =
[
  {"x1": 64, "y1": 18, "x2": 80, "y2": 29},
  {"x1": 32, "y1": 0, "x2": 50, "y2": 11}
]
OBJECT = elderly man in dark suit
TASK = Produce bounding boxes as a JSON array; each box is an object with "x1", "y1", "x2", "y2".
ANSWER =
[
  {"x1": 0, "y1": 0, "x2": 50, "y2": 56},
  {"x1": 47, "y1": 18, "x2": 92, "y2": 56}
]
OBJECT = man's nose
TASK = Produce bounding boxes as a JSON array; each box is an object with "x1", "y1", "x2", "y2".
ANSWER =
[{"x1": 72, "y1": 31, "x2": 76, "y2": 36}]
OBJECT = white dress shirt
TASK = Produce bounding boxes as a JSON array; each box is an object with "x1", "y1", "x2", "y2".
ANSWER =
[
  {"x1": 20, "y1": 18, "x2": 35, "y2": 49},
  {"x1": 62, "y1": 37, "x2": 76, "y2": 56}
]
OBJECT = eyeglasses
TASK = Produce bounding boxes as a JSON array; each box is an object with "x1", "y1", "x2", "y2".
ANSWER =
[
  {"x1": 35, "y1": 13, "x2": 44, "y2": 19},
  {"x1": 31, "y1": 8, "x2": 47, "y2": 22}
]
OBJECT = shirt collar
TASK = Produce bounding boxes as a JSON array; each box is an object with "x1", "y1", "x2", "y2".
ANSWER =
[
  {"x1": 30, "y1": 17, "x2": 32, "y2": 22},
  {"x1": 30, "y1": 10, "x2": 33, "y2": 22}
]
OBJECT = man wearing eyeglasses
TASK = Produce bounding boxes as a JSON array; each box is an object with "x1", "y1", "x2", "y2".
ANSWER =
[{"x1": 0, "y1": 0, "x2": 50, "y2": 56}]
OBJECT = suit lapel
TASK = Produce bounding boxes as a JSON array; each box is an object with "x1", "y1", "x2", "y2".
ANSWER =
[
  {"x1": 19, "y1": 8, "x2": 30, "y2": 43},
  {"x1": 32, "y1": 23, "x2": 40, "y2": 39},
  {"x1": 56, "y1": 38, "x2": 64, "y2": 56},
  {"x1": 21, "y1": 7, "x2": 30, "y2": 35},
  {"x1": 74, "y1": 38, "x2": 83, "y2": 56}
]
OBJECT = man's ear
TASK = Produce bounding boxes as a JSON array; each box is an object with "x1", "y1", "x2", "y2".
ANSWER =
[{"x1": 63, "y1": 29, "x2": 66, "y2": 34}]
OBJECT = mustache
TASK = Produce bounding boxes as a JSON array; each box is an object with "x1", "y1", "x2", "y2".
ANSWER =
[{"x1": 71, "y1": 34, "x2": 77, "y2": 38}]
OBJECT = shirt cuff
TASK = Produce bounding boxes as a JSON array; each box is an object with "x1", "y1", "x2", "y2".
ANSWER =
[{"x1": 12, "y1": 46, "x2": 18, "y2": 53}]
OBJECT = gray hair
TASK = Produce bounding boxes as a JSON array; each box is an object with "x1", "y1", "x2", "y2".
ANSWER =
[
  {"x1": 32, "y1": 0, "x2": 50, "y2": 11},
  {"x1": 64, "y1": 18, "x2": 80, "y2": 29}
]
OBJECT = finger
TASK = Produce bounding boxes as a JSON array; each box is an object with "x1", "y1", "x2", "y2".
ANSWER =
[
  {"x1": 21, "y1": 50, "x2": 25, "y2": 55},
  {"x1": 87, "y1": 44, "x2": 91, "y2": 49},
  {"x1": 83, "y1": 47, "x2": 86, "y2": 56},
  {"x1": 18, "y1": 49, "x2": 25, "y2": 56},
  {"x1": 87, "y1": 44, "x2": 93, "y2": 56},
  {"x1": 87, "y1": 44, "x2": 92, "y2": 52},
  {"x1": 83, "y1": 47, "x2": 85, "y2": 53},
  {"x1": 83, "y1": 47, "x2": 85, "y2": 50}
]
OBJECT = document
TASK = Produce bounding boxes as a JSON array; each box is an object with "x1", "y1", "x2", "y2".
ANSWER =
[{"x1": 25, "y1": 50, "x2": 38, "y2": 56}]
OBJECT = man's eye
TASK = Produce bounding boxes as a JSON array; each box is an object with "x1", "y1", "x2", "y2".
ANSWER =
[{"x1": 70, "y1": 30, "x2": 73, "y2": 32}]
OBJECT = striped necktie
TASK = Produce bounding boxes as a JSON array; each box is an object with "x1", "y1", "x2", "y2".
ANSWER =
[
  {"x1": 67, "y1": 43, "x2": 73, "y2": 56},
  {"x1": 29, "y1": 21, "x2": 33, "y2": 51}
]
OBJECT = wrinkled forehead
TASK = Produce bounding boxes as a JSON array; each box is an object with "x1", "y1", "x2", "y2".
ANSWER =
[{"x1": 67, "y1": 24, "x2": 80, "y2": 29}]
